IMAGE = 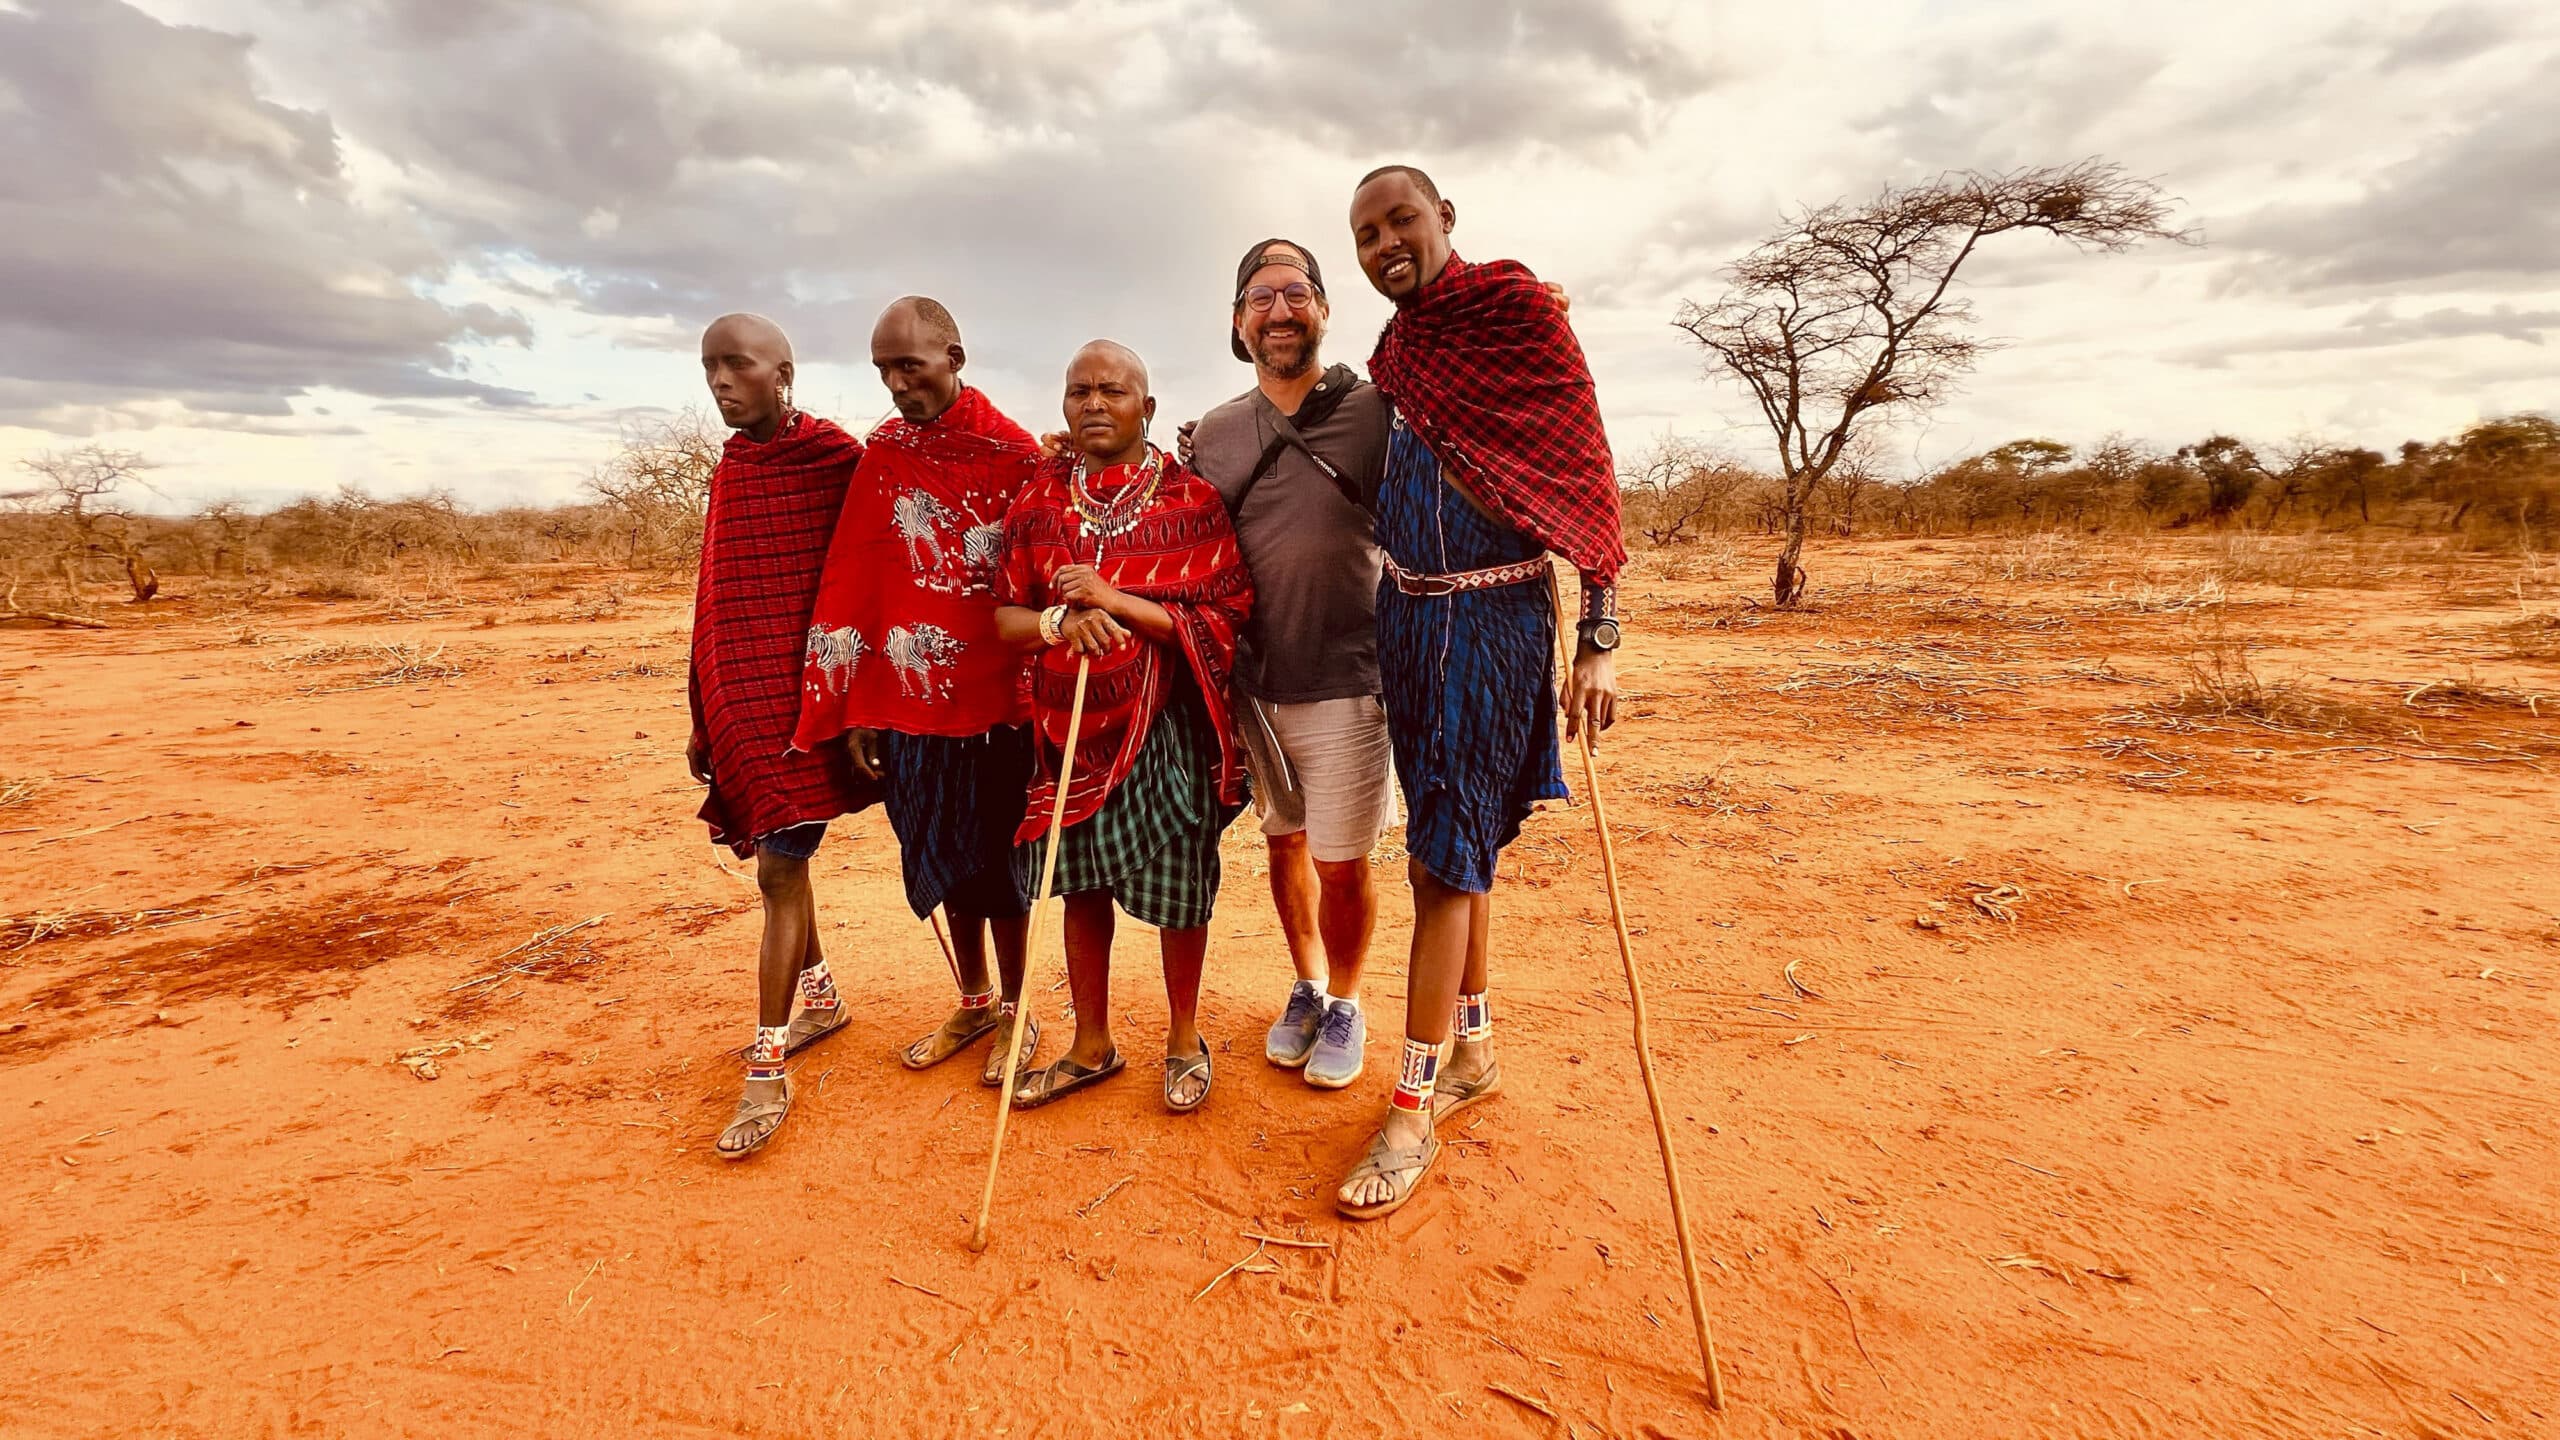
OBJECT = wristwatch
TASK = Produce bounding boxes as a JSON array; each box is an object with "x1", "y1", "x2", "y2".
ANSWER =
[{"x1": 1577, "y1": 617, "x2": 1621, "y2": 652}]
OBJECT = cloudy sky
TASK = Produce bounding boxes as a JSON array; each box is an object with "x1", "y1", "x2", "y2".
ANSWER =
[{"x1": 4, "y1": 0, "x2": 2555, "y2": 510}]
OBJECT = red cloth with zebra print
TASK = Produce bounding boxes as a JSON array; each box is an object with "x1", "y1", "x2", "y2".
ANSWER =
[
  {"x1": 997, "y1": 446, "x2": 1255, "y2": 844},
  {"x1": 792, "y1": 386, "x2": 1040, "y2": 748}
]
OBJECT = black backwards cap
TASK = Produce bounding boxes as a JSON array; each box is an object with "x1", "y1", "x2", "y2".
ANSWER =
[{"x1": 1231, "y1": 238, "x2": 1324, "y2": 362}]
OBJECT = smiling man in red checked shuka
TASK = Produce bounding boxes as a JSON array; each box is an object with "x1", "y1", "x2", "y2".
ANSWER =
[
  {"x1": 1332, "y1": 165, "x2": 1626, "y2": 1218},
  {"x1": 689, "y1": 311, "x2": 875, "y2": 1161},
  {"x1": 793, "y1": 297, "x2": 1044, "y2": 1092}
]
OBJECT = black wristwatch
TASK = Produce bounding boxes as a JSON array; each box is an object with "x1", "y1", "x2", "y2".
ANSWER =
[{"x1": 1577, "y1": 617, "x2": 1621, "y2": 652}]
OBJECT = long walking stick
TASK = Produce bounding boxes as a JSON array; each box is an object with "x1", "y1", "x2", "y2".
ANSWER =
[
  {"x1": 927, "y1": 908, "x2": 963, "y2": 992},
  {"x1": 1555, "y1": 568, "x2": 1725, "y2": 1410},
  {"x1": 967, "y1": 654, "x2": 1092, "y2": 1253},
  {"x1": 1576, "y1": 726, "x2": 1726, "y2": 1409}
]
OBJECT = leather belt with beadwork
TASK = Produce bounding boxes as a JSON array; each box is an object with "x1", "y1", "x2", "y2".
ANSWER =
[{"x1": 1383, "y1": 555, "x2": 1551, "y2": 598}]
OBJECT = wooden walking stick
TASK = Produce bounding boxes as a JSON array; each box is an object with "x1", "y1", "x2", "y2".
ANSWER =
[
  {"x1": 1576, "y1": 724, "x2": 1726, "y2": 1409},
  {"x1": 967, "y1": 653, "x2": 1092, "y2": 1253},
  {"x1": 1557, "y1": 571, "x2": 1726, "y2": 1410},
  {"x1": 927, "y1": 908, "x2": 963, "y2": 992}
]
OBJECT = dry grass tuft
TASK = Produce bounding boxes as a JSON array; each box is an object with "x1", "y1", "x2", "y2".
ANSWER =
[
  {"x1": 2399, "y1": 673, "x2": 2551, "y2": 717},
  {"x1": 2170, "y1": 630, "x2": 2375, "y2": 733},
  {"x1": 2099, "y1": 576, "x2": 2228, "y2": 614},
  {"x1": 1969, "y1": 532, "x2": 2088, "y2": 583},
  {"x1": 297, "y1": 571, "x2": 383, "y2": 602},
  {"x1": 2491, "y1": 612, "x2": 2560, "y2": 660},
  {"x1": 268, "y1": 640, "x2": 464, "y2": 694},
  {"x1": 0, "y1": 777, "x2": 40, "y2": 812},
  {"x1": 4, "y1": 904, "x2": 220, "y2": 951},
  {"x1": 1629, "y1": 542, "x2": 1742, "y2": 585}
]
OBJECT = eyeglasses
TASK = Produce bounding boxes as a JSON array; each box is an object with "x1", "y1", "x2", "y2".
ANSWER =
[{"x1": 1243, "y1": 282, "x2": 1318, "y2": 314}]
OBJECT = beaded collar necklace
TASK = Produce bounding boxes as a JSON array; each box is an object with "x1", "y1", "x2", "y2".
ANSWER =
[{"x1": 1067, "y1": 444, "x2": 1164, "y2": 559}]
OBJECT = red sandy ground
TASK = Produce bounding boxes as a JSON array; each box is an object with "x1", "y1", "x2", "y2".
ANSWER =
[{"x1": 2, "y1": 537, "x2": 2554, "y2": 1439}]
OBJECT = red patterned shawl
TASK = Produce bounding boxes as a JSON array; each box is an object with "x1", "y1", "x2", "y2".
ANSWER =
[
  {"x1": 997, "y1": 448, "x2": 1253, "y2": 844},
  {"x1": 792, "y1": 388, "x2": 1038, "y2": 746},
  {"x1": 1368, "y1": 253, "x2": 1626, "y2": 586},
  {"x1": 689, "y1": 411, "x2": 873, "y2": 855}
]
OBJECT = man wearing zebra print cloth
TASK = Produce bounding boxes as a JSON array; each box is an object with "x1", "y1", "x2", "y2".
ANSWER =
[{"x1": 793, "y1": 297, "x2": 1046, "y2": 1095}]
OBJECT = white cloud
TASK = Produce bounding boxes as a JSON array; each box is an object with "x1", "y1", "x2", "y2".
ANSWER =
[{"x1": 4, "y1": 0, "x2": 2554, "y2": 504}]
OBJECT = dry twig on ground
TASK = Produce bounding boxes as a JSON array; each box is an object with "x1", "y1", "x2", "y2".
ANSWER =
[{"x1": 270, "y1": 640, "x2": 465, "y2": 694}]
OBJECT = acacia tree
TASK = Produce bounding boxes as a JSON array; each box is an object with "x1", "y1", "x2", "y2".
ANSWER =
[
  {"x1": 15, "y1": 446, "x2": 161, "y2": 606},
  {"x1": 589, "y1": 409, "x2": 721, "y2": 569},
  {"x1": 1675, "y1": 160, "x2": 2187, "y2": 604}
]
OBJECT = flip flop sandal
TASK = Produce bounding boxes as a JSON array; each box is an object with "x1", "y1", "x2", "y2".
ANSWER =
[
  {"x1": 1162, "y1": 1039, "x2": 1213, "y2": 1113},
  {"x1": 901, "y1": 1007, "x2": 1003, "y2": 1071},
  {"x1": 1011, "y1": 1050, "x2": 1124, "y2": 1110},
  {"x1": 1432, "y1": 1057, "x2": 1503, "y2": 1123},
  {"x1": 783, "y1": 1004, "x2": 848, "y2": 1057},
  {"x1": 1336, "y1": 1129, "x2": 1442, "y2": 1220},
  {"x1": 715, "y1": 1076, "x2": 792, "y2": 1161},
  {"x1": 980, "y1": 1013, "x2": 1041, "y2": 1088}
]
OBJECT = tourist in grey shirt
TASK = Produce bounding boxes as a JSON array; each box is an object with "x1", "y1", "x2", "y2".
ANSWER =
[{"x1": 1188, "y1": 238, "x2": 1398, "y2": 1090}]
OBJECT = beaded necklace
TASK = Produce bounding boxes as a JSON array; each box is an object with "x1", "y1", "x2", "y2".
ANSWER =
[{"x1": 1067, "y1": 444, "x2": 1164, "y2": 562}]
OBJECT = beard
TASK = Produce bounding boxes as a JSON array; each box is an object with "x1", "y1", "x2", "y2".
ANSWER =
[{"x1": 1250, "y1": 323, "x2": 1321, "y2": 379}]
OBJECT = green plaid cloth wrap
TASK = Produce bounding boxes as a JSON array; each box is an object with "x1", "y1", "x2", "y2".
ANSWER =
[{"x1": 1014, "y1": 681, "x2": 1240, "y2": 930}]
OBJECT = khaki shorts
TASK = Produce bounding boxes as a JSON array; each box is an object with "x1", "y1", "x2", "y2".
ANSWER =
[{"x1": 1235, "y1": 692, "x2": 1398, "y2": 863}]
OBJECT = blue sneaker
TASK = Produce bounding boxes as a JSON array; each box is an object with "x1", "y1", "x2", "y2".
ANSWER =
[
  {"x1": 1266, "y1": 979, "x2": 1325, "y2": 1067},
  {"x1": 1304, "y1": 999, "x2": 1366, "y2": 1090}
]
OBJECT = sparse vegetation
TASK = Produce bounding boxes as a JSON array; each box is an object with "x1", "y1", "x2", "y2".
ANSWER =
[
  {"x1": 2493, "y1": 613, "x2": 2559, "y2": 660},
  {"x1": 2168, "y1": 628, "x2": 2374, "y2": 733}
]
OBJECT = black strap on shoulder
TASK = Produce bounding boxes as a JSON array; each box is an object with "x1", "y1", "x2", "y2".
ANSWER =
[{"x1": 1237, "y1": 364, "x2": 1368, "y2": 514}]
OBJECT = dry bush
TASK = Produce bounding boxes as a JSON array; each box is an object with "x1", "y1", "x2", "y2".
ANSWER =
[
  {"x1": 1628, "y1": 540, "x2": 1742, "y2": 585},
  {"x1": 2170, "y1": 629, "x2": 2371, "y2": 731},
  {"x1": 2208, "y1": 532, "x2": 2460, "y2": 589},
  {"x1": 2400, "y1": 672, "x2": 2551, "y2": 716},
  {"x1": 297, "y1": 570, "x2": 382, "y2": 602},
  {"x1": 1968, "y1": 531, "x2": 2088, "y2": 582},
  {"x1": 557, "y1": 585, "x2": 626, "y2": 623},
  {"x1": 2492, "y1": 612, "x2": 2560, "y2": 659},
  {"x1": 2100, "y1": 576, "x2": 2228, "y2": 613}
]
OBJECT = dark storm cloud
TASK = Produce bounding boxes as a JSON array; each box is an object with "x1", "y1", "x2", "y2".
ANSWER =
[
  {"x1": 0, "y1": 0, "x2": 534, "y2": 429},
  {"x1": 2227, "y1": 60, "x2": 2560, "y2": 291},
  {"x1": 4, "y1": 0, "x2": 1716, "y2": 440},
  {"x1": 1159, "y1": 0, "x2": 1715, "y2": 154}
]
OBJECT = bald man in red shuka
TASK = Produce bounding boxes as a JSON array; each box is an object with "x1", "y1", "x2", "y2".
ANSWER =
[{"x1": 687, "y1": 312, "x2": 872, "y2": 1161}]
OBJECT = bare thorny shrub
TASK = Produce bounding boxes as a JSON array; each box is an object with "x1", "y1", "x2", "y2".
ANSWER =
[
  {"x1": 588, "y1": 409, "x2": 719, "y2": 571},
  {"x1": 2169, "y1": 621, "x2": 2374, "y2": 732},
  {"x1": 2492, "y1": 612, "x2": 2560, "y2": 660}
]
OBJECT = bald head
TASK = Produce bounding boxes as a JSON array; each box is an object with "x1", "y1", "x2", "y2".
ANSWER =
[
  {"x1": 1067, "y1": 339, "x2": 1149, "y2": 396},
  {"x1": 703, "y1": 312, "x2": 793, "y2": 365},
  {"x1": 872, "y1": 297, "x2": 967, "y2": 423},
  {"x1": 878, "y1": 296, "x2": 960, "y2": 349},
  {"x1": 701, "y1": 312, "x2": 796, "y2": 436},
  {"x1": 1062, "y1": 339, "x2": 1155, "y2": 466}
]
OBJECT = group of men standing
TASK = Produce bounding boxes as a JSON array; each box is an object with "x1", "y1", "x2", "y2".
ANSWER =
[{"x1": 685, "y1": 165, "x2": 1623, "y2": 1219}]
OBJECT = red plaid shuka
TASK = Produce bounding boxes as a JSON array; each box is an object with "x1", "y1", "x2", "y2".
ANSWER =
[
  {"x1": 997, "y1": 448, "x2": 1254, "y2": 844},
  {"x1": 690, "y1": 411, "x2": 872, "y2": 855},
  {"x1": 792, "y1": 387, "x2": 1039, "y2": 747},
  {"x1": 1368, "y1": 252, "x2": 1626, "y2": 586}
]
